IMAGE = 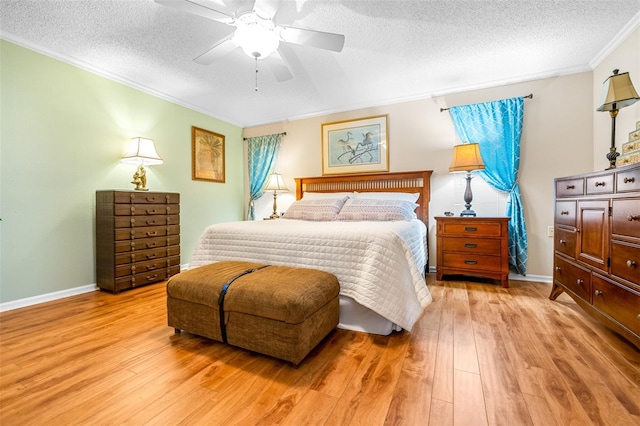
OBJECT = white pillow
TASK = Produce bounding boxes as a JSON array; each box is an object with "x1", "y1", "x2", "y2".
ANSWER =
[
  {"x1": 283, "y1": 197, "x2": 349, "y2": 221},
  {"x1": 353, "y1": 191, "x2": 420, "y2": 203},
  {"x1": 336, "y1": 199, "x2": 418, "y2": 221},
  {"x1": 301, "y1": 191, "x2": 354, "y2": 200}
]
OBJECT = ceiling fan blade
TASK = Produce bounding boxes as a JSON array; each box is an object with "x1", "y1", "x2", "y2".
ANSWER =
[
  {"x1": 280, "y1": 26, "x2": 345, "y2": 52},
  {"x1": 155, "y1": 0, "x2": 233, "y2": 24},
  {"x1": 253, "y1": 0, "x2": 280, "y2": 20},
  {"x1": 194, "y1": 34, "x2": 238, "y2": 65},
  {"x1": 265, "y1": 50, "x2": 293, "y2": 82}
]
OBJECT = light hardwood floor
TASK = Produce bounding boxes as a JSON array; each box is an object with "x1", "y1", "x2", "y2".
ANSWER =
[{"x1": 1, "y1": 274, "x2": 639, "y2": 425}]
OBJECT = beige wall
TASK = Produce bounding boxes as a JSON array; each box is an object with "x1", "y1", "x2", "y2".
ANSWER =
[{"x1": 243, "y1": 71, "x2": 595, "y2": 279}]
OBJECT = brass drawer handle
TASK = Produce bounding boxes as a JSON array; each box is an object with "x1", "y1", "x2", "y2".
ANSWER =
[
  {"x1": 464, "y1": 243, "x2": 477, "y2": 248},
  {"x1": 566, "y1": 184, "x2": 575, "y2": 189},
  {"x1": 464, "y1": 227, "x2": 477, "y2": 232},
  {"x1": 147, "y1": 231, "x2": 158, "y2": 236},
  {"x1": 576, "y1": 279, "x2": 584, "y2": 286},
  {"x1": 627, "y1": 214, "x2": 639, "y2": 221},
  {"x1": 594, "y1": 181, "x2": 606, "y2": 187},
  {"x1": 627, "y1": 260, "x2": 637, "y2": 268},
  {"x1": 555, "y1": 266, "x2": 561, "y2": 272},
  {"x1": 624, "y1": 177, "x2": 636, "y2": 184},
  {"x1": 146, "y1": 196, "x2": 158, "y2": 202},
  {"x1": 146, "y1": 254, "x2": 157, "y2": 259},
  {"x1": 559, "y1": 239, "x2": 566, "y2": 245},
  {"x1": 146, "y1": 209, "x2": 158, "y2": 214},
  {"x1": 146, "y1": 274, "x2": 158, "y2": 281},
  {"x1": 146, "y1": 220, "x2": 159, "y2": 225},
  {"x1": 595, "y1": 290, "x2": 603, "y2": 297},
  {"x1": 146, "y1": 264, "x2": 158, "y2": 270},
  {"x1": 146, "y1": 242, "x2": 157, "y2": 248},
  {"x1": 464, "y1": 260, "x2": 478, "y2": 265},
  {"x1": 560, "y1": 210, "x2": 569, "y2": 215}
]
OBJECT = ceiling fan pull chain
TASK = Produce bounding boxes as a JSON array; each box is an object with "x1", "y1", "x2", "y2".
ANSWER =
[{"x1": 254, "y1": 57, "x2": 258, "y2": 91}]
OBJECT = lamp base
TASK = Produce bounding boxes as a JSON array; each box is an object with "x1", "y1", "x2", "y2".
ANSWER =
[
  {"x1": 460, "y1": 209, "x2": 477, "y2": 217},
  {"x1": 606, "y1": 146, "x2": 619, "y2": 170},
  {"x1": 131, "y1": 165, "x2": 149, "y2": 191}
]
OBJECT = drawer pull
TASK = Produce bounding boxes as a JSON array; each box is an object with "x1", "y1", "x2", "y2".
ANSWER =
[
  {"x1": 464, "y1": 260, "x2": 478, "y2": 265},
  {"x1": 146, "y1": 264, "x2": 158, "y2": 270},
  {"x1": 146, "y1": 231, "x2": 158, "y2": 237},
  {"x1": 146, "y1": 196, "x2": 158, "y2": 202},
  {"x1": 146, "y1": 254, "x2": 157, "y2": 259},
  {"x1": 566, "y1": 184, "x2": 575, "y2": 190},
  {"x1": 559, "y1": 239, "x2": 566, "y2": 245},
  {"x1": 146, "y1": 220, "x2": 158, "y2": 225},
  {"x1": 464, "y1": 227, "x2": 477, "y2": 232},
  {"x1": 146, "y1": 242, "x2": 157, "y2": 248},
  {"x1": 576, "y1": 279, "x2": 584, "y2": 286},
  {"x1": 627, "y1": 214, "x2": 639, "y2": 221},
  {"x1": 595, "y1": 290, "x2": 603, "y2": 297},
  {"x1": 146, "y1": 209, "x2": 158, "y2": 214},
  {"x1": 146, "y1": 274, "x2": 158, "y2": 281},
  {"x1": 594, "y1": 181, "x2": 606, "y2": 187},
  {"x1": 623, "y1": 177, "x2": 636, "y2": 184},
  {"x1": 627, "y1": 260, "x2": 637, "y2": 268},
  {"x1": 555, "y1": 266, "x2": 561, "y2": 272},
  {"x1": 464, "y1": 243, "x2": 477, "y2": 248},
  {"x1": 560, "y1": 210, "x2": 569, "y2": 215}
]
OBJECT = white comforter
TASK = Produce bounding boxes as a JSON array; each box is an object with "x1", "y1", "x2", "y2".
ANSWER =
[{"x1": 189, "y1": 219, "x2": 432, "y2": 331}]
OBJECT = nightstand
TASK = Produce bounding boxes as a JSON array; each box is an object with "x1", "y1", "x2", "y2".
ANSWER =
[{"x1": 435, "y1": 216, "x2": 510, "y2": 287}]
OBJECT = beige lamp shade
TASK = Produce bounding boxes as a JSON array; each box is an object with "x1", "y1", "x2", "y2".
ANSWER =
[
  {"x1": 121, "y1": 137, "x2": 163, "y2": 166},
  {"x1": 449, "y1": 142, "x2": 486, "y2": 172},
  {"x1": 265, "y1": 172, "x2": 289, "y2": 192},
  {"x1": 596, "y1": 70, "x2": 640, "y2": 112}
]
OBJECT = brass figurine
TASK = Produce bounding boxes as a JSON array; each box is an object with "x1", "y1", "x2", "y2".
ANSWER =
[{"x1": 131, "y1": 165, "x2": 148, "y2": 191}]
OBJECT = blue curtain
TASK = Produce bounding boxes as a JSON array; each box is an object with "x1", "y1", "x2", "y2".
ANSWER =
[
  {"x1": 448, "y1": 97, "x2": 527, "y2": 275},
  {"x1": 246, "y1": 134, "x2": 281, "y2": 220}
]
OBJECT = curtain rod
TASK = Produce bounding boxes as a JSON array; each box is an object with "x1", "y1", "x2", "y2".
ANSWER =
[
  {"x1": 440, "y1": 94, "x2": 533, "y2": 112},
  {"x1": 243, "y1": 131, "x2": 287, "y2": 141}
]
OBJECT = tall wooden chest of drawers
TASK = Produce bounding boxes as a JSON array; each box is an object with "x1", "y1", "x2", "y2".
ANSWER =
[
  {"x1": 96, "y1": 190, "x2": 181, "y2": 293},
  {"x1": 550, "y1": 163, "x2": 640, "y2": 349},
  {"x1": 435, "y1": 216, "x2": 510, "y2": 288}
]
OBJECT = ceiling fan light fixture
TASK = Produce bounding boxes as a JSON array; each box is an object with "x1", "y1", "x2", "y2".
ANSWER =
[{"x1": 232, "y1": 13, "x2": 280, "y2": 59}]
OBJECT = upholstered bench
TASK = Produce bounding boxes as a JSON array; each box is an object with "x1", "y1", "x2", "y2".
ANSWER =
[{"x1": 166, "y1": 260, "x2": 340, "y2": 365}]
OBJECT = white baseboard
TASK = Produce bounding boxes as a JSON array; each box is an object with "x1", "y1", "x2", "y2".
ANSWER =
[
  {"x1": 427, "y1": 266, "x2": 552, "y2": 284},
  {"x1": 1, "y1": 263, "x2": 192, "y2": 313},
  {"x1": 0, "y1": 284, "x2": 97, "y2": 313}
]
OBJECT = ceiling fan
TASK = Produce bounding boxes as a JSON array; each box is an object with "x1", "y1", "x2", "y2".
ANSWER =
[{"x1": 155, "y1": 0, "x2": 345, "y2": 83}]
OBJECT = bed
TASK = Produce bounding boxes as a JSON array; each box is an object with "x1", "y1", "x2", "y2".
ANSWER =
[{"x1": 189, "y1": 170, "x2": 433, "y2": 335}]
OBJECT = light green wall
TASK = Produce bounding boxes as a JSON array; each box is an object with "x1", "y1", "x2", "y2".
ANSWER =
[{"x1": 0, "y1": 40, "x2": 245, "y2": 303}]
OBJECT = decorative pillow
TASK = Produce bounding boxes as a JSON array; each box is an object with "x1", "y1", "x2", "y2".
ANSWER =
[
  {"x1": 353, "y1": 191, "x2": 420, "y2": 203},
  {"x1": 282, "y1": 197, "x2": 349, "y2": 221},
  {"x1": 336, "y1": 199, "x2": 418, "y2": 221},
  {"x1": 301, "y1": 191, "x2": 354, "y2": 200}
]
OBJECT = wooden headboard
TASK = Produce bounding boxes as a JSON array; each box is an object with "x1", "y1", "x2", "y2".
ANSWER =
[{"x1": 295, "y1": 170, "x2": 433, "y2": 224}]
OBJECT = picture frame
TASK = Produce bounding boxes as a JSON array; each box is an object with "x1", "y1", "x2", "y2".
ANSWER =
[
  {"x1": 321, "y1": 115, "x2": 389, "y2": 175},
  {"x1": 192, "y1": 126, "x2": 225, "y2": 183}
]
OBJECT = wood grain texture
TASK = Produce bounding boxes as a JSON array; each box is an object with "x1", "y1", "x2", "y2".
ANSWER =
[{"x1": 1, "y1": 275, "x2": 639, "y2": 425}]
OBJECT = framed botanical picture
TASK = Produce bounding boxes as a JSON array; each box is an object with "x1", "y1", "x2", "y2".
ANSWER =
[
  {"x1": 192, "y1": 126, "x2": 225, "y2": 183},
  {"x1": 321, "y1": 115, "x2": 389, "y2": 175}
]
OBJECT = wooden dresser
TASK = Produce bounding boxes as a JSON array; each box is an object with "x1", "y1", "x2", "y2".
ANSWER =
[
  {"x1": 96, "y1": 190, "x2": 181, "y2": 293},
  {"x1": 435, "y1": 216, "x2": 510, "y2": 287},
  {"x1": 550, "y1": 163, "x2": 640, "y2": 349}
]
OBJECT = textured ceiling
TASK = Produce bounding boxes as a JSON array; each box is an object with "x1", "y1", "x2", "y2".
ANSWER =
[{"x1": 1, "y1": 0, "x2": 639, "y2": 127}]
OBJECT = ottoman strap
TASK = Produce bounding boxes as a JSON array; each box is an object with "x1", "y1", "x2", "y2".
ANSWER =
[{"x1": 217, "y1": 265, "x2": 270, "y2": 343}]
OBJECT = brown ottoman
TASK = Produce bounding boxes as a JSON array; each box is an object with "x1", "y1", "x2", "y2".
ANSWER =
[{"x1": 166, "y1": 260, "x2": 340, "y2": 365}]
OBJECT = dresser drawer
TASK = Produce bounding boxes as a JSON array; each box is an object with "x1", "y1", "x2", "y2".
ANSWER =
[
  {"x1": 115, "y1": 246, "x2": 180, "y2": 265},
  {"x1": 114, "y1": 203, "x2": 180, "y2": 216},
  {"x1": 616, "y1": 167, "x2": 640, "y2": 193},
  {"x1": 555, "y1": 227, "x2": 577, "y2": 258},
  {"x1": 114, "y1": 214, "x2": 180, "y2": 228},
  {"x1": 115, "y1": 225, "x2": 180, "y2": 241},
  {"x1": 555, "y1": 201, "x2": 576, "y2": 227},
  {"x1": 586, "y1": 173, "x2": 614, "y2": 195},
  {"x1": 592, "y1": 274, "x2": 640, "y2": 336},
  {"x1": 612, "y1": 199, "x2": 640, "y2": 239},
  {"x1": 115, "y1": 265, "x2": 180, "y2": 291},
  {"x1": 441, "y1": 252, "x2": 502, "y2": 273},
  {"x1": 610, "y1": 241, "x2": 640, "y2": 286},
  {"x1": 113, "y1": 192, "x2": 180, "y2": 204},
  {"x1": 554, "y1": 255, "x2": 591, "y2": 302},
  {"x1": 114, "y1": 235, "x2": 180, "y2": 253},
  {"x1": 556, "y1": 178, "x2": 584, "y2": 197},
  {"x1": 439, "y1": 221, "x2": 504, "y2": 237},
  {"x1": 115, "y1": 257, "x2": 178, "y2": 278},
  {"x1": 440, "y1": 237, "x2": 501, "y2": 254}
]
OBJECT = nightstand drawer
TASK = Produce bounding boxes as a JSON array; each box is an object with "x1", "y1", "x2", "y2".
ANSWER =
[
  {"x1": 439, "y1": 221, "x2": 504, "y2": 237},
  {"x1": 441, "y1": 253, "x2": 502, "y2": 273},
  {"x1": 440, "y1": 237, "x2": 501, "y2": 253}
]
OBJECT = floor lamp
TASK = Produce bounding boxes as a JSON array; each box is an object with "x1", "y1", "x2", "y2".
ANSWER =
[
  {"x1": 449, "y1": 142, "x2": 486, "y2": 217},
  {"x1": 596, "y1": 69, "x2": 640, "y2": 169}
]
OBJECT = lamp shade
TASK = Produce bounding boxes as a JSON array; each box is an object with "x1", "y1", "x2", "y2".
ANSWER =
[
  {"x1": 232, "y1": 14, "x2": 279, "y2": 59},
  {"x1": 596, "y1": 70, "x2": 640, "y2": 112},
  {"x1": 449, "y1": 142, "x2": 486, "y2": 172},
  {"x1": 121, "y1": 137, "x2": 163, "y2": 165},
  {"x1": 265, "y1": 172, "x2": 289, "y2": 192}
]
